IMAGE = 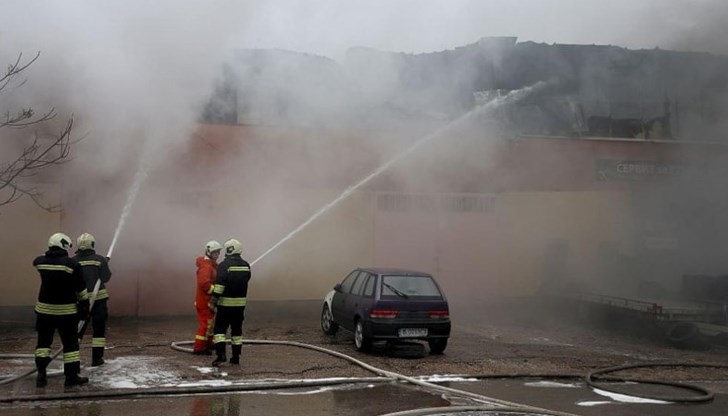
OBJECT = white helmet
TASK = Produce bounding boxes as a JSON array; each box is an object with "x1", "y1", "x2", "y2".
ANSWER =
[
  {"x1": 224, "y1": 239, "x2": 242, "y2": 256},
  {"x1": 48, "y1": 233, "x2": 72, "y2": 251},
  {"x1": 205, "y1": 240, "x2": 223, "y2": 257},
  {"x1": 77, "y1": 233, "x2": 96, "y2": 251}
]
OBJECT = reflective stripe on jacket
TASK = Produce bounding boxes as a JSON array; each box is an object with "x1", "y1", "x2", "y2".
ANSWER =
[
  {"x1": 33, "y1": 247, "x2": 87, "y2": 315},
  {"x1": 211, "y1": 255, "x2": 251, "y2": 308},
  {"x1": 72, "y1": 250, "x2": 112, "y2": 301}
]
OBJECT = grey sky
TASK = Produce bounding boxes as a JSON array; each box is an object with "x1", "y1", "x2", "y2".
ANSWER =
[
  {"x1": 237, "y1": 0, "x2": 727, "y2": 57},
  {"x1": 3, "y1": 1, "x2": 726, "y2": 60}
]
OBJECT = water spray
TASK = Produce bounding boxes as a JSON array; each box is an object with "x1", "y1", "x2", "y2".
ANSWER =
[
  {"x1": 80, "y1": 160, "x2": 149, "y2": 334},
  {"x1": 107, "y1": 165, "x2": 148, "y2": 259},
  {"x1": 250, "y1": 82, "x2": 546, "y2": 266}
]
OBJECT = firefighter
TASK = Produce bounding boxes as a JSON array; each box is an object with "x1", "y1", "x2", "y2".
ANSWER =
[
  {"x1": 72, "y1": 232, "x2": 112, "y2": 366},
  {"x1": 33, "y1": 233, "x2": 90, "y2": 387},
  {"x1": 209, "y1": 239, "x2": 251, "y2": 366},
  {"x1": 193, "y1": 240, "x2": 222, "y2": 355}
]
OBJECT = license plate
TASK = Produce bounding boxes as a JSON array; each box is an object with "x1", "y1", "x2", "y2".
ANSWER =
[{"x1": 398, "y1": 328, "x2": 428, "y2": 337}]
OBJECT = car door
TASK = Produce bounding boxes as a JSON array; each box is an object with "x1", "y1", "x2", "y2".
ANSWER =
[
  {"x1": 358, "y1": 273, "x2": 376, "y2": 320},
  {"x1": 331, "y1": 270, "x2": 359, "y2": 325},
  {"x1": 343, "y1": 271, "x2": 369, "y2": 325}
]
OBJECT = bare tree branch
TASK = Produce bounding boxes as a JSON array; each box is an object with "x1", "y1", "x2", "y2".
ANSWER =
[{"x1": 0, "y1": 52, "x2": 74, "y2": 212}]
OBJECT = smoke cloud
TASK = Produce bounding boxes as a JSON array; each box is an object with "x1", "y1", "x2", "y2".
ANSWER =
[{"x1": 2, "y1": 1, "x2": 728, "y2": 315}]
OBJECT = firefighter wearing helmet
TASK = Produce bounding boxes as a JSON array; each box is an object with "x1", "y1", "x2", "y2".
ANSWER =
[
  {"x1": 192, "y1": 240, "x2": 222, "y2": 354},
  {"x1": 209, "y1": 238, "x2": 251, "y2": 366},
  {"x1": 32, "y1": 233, "x2": 90, "y2": 387},
  {"x1": 72, "y1": 232, "x2": 112, "y2": 366}
]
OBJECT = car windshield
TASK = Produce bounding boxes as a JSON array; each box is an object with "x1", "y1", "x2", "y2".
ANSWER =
[{"x1": 381, "y1": 275, "x2": 442, "y2": 299}]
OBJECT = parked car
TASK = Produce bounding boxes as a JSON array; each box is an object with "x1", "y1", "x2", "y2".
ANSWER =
[{"x1": 321, "y1": 267, "x2": 451, "y2": 354}]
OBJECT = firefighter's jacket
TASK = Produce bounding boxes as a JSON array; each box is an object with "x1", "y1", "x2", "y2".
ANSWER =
[
  {"x1": 72, "y1": 249, "x2": 112, "y2": 302},
  {"x1": 211, "y1": 254, "x2": 251, "y2": 308},
  {"x1": 33, "y1": 247, "x2": 89, "y2": 316},
  {"x1": 195, "y1": 256, "x2": 218, "y2": 308}
]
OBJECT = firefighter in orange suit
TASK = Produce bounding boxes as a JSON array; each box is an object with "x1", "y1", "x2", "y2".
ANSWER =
[
  {"x1": 33, "y1": 233, "x2": 90, "y2": 387},
  {"x1": 193, "y1": 241, "x2": 222, "y2": 354}
]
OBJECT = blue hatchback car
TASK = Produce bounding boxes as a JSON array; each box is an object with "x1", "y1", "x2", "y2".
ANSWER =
[{"x1": 321, "y1": 268, "x2": 451, "y2": 354}]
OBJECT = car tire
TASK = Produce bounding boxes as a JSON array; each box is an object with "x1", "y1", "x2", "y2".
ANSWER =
[
  {"x1": 354, "y1": 319, "x2": 372, "y2": 352},
  {"x1": 321, "y1": 304, "x2": 339, "y2": 335},
  {"x1": 428, "y1": 338, "x2": 448, "y2": 355}
]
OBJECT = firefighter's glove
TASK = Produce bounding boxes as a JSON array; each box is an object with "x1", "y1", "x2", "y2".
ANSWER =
[
  {"x1": 78, "y1": 300, "x2": 91, "y2": 321},
  {"x1": 208, "y1": 300, "x2": 217, "y2": 312}
]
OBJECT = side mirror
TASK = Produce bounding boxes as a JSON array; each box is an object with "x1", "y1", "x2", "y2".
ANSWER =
[{"x1": 334, "y1": 283, "x2": 342, "y2": 292}]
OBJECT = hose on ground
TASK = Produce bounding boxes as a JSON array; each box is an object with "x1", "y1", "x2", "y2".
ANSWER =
[
  {"x1": 0, "y1": 377, "x2": 393, "y2": 404},
  {"x1": 2, "y1": 339, "x2": 727, "y2": 412},
  {"x1": 0, "y1": 277, "x2": 104, "y2": 386},
  {"x1": 0, "y1": 350, "x2": 64, "y2": 386},
  {"x1": 171, "y1": 340, "x2": 583, "y2": 416},
  {"x1": 0, "y1": 354, "x2": 65, "y2": 383},
  {"x1": 379, "y1": 406, "x2": 576, "y2": 416},
  {"x1": 586, "y1": 362, "x2": 728, "y2": 403}
]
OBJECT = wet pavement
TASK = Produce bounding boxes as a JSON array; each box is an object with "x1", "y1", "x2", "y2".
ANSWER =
[
  {"x1": 1, "y1": 378, "x2": 727, "y2": 416},
  {"x1": 1, "y1": 384, "x2": 450, "y2": 416},
  {"x1": 2, "y1": 299, "x2": 728, "y2": 415}
]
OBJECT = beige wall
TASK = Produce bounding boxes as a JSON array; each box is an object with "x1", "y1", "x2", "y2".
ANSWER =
[
  {"x1": 0, "y1": 190, "x2": 61, "y2": 307},
  {"x1": 248, "y1": 189, "x2": 375, "y2": 300},
  {"x1": 0, "y1": 186, "x2": 635, "y2": 315},
  {"x1": 497, "y1": 191, "x2": 632, "y2": 295},
  {"x1": 372, "y1": 190, "x2": 633, "y2": 302}
]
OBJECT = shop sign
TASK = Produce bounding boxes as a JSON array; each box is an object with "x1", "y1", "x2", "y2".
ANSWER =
[{"x1": 596, "y1": 159, "x2": 685, "y2": 181}]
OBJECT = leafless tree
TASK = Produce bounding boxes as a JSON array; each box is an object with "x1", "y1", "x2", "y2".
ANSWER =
[{"x1": 1, "y1": 52, "x2": 74, "y2": 212}]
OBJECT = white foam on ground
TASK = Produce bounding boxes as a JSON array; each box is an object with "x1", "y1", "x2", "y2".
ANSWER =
[
  {"x1": 90, "y1": 356, "x2": 179, "y2": 389},
  {"x1": 577, "y1": 400, "x2": 613, "y2": 407},
  {"x1": 192, "y1": 366, "x2": 215, "y2": 374},
  {"x1": 173, "y1": 379, "x2": 234, "y2": 387},
  {"x1": 420, "y1": 374, "x2": 478, "y2": 382},
  {"x1": 593, "y1": 388, "x2": 669, "y2": 404},
  {"x1": 524, "y1": 381, "x2": 581, "y2": 388},
  {"x1": 577, "y1": 388, "x2": 670, "y2": 406}
]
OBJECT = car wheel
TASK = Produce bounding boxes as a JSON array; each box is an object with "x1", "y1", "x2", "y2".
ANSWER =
[
  {"x1": 428, "y1": 338, "x2": 448, "y2": 355},
  {"x1": 354, "y1": 319, "x2": 372, "y2": 352},
  {"x1": 321, "y1": 304, "x2": 339, "y2": 335}
]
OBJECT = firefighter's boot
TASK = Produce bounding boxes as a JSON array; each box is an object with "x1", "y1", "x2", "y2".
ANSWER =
[
  {"x1": 35, "y1": 357, "x2": 51, "y2": 388},
  {"x1": 211, "y1": 343, "x2": 226, "y2": 367},
  {"x1": 229, "y1": 344, "x2": 241, "y2": 365},
  {"x1": 64, "y1": 361, "x2": 89, "y2": 387},
  {"x1": 64, "y1": 375, "x2": 89, "y2": 387},
  {"x1": 92, "y1": 347, "x2": 105, "y2": 367}
]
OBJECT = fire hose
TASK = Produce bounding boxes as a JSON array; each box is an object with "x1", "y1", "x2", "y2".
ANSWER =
[{"x1": 2, "y1": 336, "x2": 728, "y2": 413}]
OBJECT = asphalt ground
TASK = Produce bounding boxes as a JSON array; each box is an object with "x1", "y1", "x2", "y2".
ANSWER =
[{"x1": 1, "y1": 299, "x2": 728, "y2": 415}]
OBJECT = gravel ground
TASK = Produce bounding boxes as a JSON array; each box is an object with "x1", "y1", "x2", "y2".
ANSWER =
[{"x1": 2, "y1": 298, "x2": 728, "y2": 399}]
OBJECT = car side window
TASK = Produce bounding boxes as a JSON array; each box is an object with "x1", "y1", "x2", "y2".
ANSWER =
[
  {"x1": 362, "y1": 274, "x2": 375, "y2": 297},
  {"x1": 350, "y1": 271, "x2": 368, "y2": 296},
  {"x1": 340, "y1": 270, "x2": 359, "y2": 294}
]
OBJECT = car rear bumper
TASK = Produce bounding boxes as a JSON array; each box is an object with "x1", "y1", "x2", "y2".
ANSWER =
[{"x1": 364, "y1": 320, "x2": 451, "y2": 340}]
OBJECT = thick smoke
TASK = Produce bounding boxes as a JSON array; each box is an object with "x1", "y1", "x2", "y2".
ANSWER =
[{"x1": 2, "y1": 1, "x2": 728, "y2": 316}]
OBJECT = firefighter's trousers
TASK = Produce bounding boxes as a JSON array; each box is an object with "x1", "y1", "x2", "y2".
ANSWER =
[
  {"x1": 35, "y1": 313, "x2": 81, "y2": 377},
  {"x1": 212, "y1": 306, "x2": 245, "y2": 359},
  {"x1": 194, "y1": 306, "x2": 215, "y2": 352},
  {"x1": 90, "y1": 300, "x2": 108, "y2": 363}
]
